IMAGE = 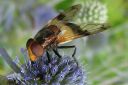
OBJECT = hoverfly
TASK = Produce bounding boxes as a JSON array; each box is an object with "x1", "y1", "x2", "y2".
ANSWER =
[{"x1": 26, "y1": 4, "x2": 110, "y2": 61}]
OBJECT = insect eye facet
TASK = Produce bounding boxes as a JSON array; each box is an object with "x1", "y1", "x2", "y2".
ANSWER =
[{"x1": 26, "y1": 38, "x2": 44, "y2": 61}]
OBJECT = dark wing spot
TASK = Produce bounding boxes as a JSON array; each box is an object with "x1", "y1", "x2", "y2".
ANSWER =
[
  {"x1": 65, "y1": 23, "x2": 91, "y2": 36},
  {"x1": 56, "y1": 13, "x2": 65, "y2": 20},
  {"x1": 65, "y1": 23, "x2": 86, "y2": 35},
  {"x1": 84, "y1": 30, "x2": 91, "y2": 36}
]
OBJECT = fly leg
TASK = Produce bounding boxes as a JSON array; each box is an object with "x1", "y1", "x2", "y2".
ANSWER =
[
  {"x1": 57, "y1": 45, "x2": 78, "y2": 65},
  {"x1": 53, "y1": 48, "x2": 62, "y2": 58},
  {"x1": 46, "y1": 51, "x2": 51, "y2": 63}
]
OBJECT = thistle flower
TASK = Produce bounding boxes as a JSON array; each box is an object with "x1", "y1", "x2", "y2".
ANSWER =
[
  {"x1": 75, "y1": 0, "x2": 108, "y2": 24},
  {"x1": 0, "y1": 48, "x2": 87, "y2": 85},
  {"x1": 73, "y1": 0, "x2": 109, "y2": 55}
]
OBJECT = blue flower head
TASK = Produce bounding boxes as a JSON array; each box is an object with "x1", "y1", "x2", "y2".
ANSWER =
[{"x1": 0, "y1": 48, "x2": 87, "y2": 85}]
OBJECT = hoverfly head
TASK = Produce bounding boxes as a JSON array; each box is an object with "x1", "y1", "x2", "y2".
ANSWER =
[{"x1": 26, "y1": 38, "x2": 44, "y2": 61}]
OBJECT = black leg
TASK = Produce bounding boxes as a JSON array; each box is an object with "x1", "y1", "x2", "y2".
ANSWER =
[
  {"x1": 57, "y1": 45, "x2": 76, "y2": 49},
  {"x1": 53, "y1": 49, "x2": 62, "y2": 58},
  {"x1": 57, "y1": 45, "x2": 76, "y2": 57},
  {"x1": 57, "y1": 45, "x2": 78, "y2": 65},
  {"x1": 46, "y1": 51, "x2": 51, "y2": 63},
  {"x1": 72, "y1": 46, "x2": 76, "y2": 58}
]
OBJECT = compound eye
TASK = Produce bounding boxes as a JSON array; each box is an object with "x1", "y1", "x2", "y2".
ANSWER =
[{"x1": 26, "y1": 38, "x2": 44, "y2": 61}]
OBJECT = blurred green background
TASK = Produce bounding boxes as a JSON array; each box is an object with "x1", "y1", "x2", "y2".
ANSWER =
[{"x1": 0, "y1": 0, "x2": 128, "y2": 85}]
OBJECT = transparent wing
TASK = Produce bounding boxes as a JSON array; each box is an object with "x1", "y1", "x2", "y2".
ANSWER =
[
  {"x1": 34, "y1": 4, "x2": 110, "y2": 45},
  {"x1": 46, "y1": 4, "x2": 82, "y2": 36},
  {"x1": 57, "y1": 23, "x2": 110, "y2": 44},
  {"x1": 55, "y1": 4, "x2": 82, "y2": 21},
  {"x1": 80, "y1": 23, "x2": 110, "y2": 35}
]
